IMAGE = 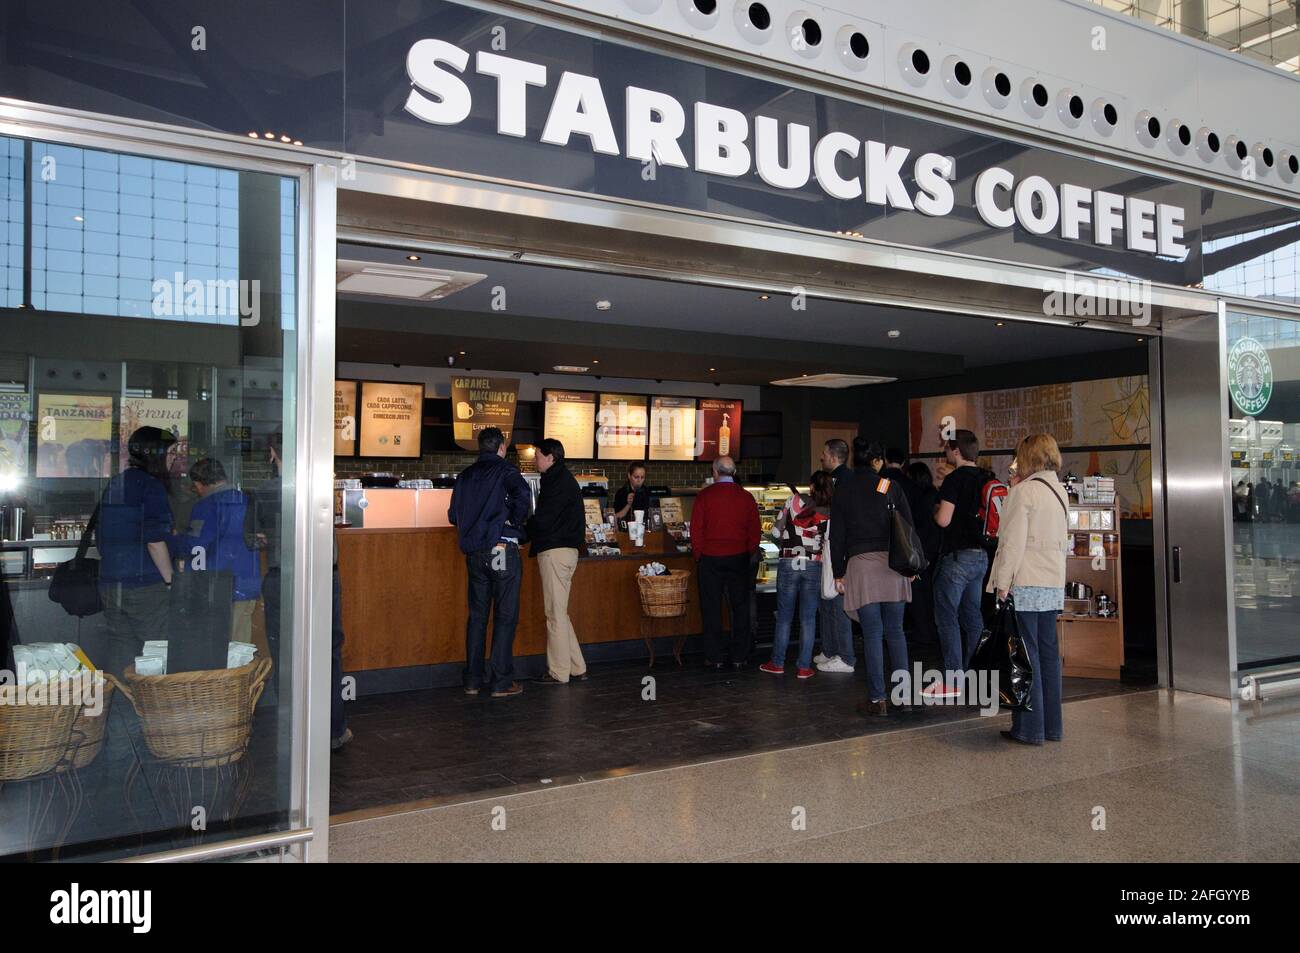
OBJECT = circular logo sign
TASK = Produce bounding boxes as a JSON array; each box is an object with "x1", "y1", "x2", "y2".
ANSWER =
[{"x1": 1228, "y1": 337, "x2": 1273, "y2": 417}]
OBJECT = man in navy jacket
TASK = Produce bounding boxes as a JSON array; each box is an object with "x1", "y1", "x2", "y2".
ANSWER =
[{"x1": 448, "y1": 427, "x2": 532, "y2": 698}]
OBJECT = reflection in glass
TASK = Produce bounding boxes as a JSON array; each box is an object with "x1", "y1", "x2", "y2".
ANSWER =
[
  {"x1": 1227, "y1": 312, "x2": 1300, "y2": 668},
  {"x1": 0, "y1": 134, "x2": 298, "y2": 861}
]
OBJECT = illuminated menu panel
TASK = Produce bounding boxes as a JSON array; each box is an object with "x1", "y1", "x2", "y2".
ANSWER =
[
  {"x1": 696, "y1": 398, "x2": 742, "y2": 462},
  {"x1": 596, "y1": 393, "x2": 648, "y2": 461},
  {"x1": 649, "y1": 396, "x2": 696, "y2": 461},
  {"x1": 543, "y1": 389, "x2": 596, "y2": 459},
  {"x1": 359, "y1": 381, "x2": 424, "y2": 458}
]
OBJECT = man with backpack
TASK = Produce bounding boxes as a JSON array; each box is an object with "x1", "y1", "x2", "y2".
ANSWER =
[{"x1": 929, "y1": 429, "x2": 1004, "y2": 697}]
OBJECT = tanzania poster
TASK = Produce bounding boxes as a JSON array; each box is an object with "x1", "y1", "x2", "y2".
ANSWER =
[{"x1": 36, "y1": 394, "x2": 114, "y2": 478}]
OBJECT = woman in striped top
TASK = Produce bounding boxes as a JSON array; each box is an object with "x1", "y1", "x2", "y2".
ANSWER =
[{"x1": 760, "y1": 471, "x2": 833, "y2": 679}]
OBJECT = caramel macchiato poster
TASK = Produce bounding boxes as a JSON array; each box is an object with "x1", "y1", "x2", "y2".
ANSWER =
[{"x1": 451, "y1": 376, "x2": 518, "y2": 452}]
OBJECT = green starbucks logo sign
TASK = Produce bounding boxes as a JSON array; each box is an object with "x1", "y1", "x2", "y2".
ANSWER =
[{"x1": 1228, "y1": 337, "x2": 1273, "y2": 416}]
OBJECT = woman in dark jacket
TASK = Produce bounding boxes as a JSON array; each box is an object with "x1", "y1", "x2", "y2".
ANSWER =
[
  {"x1": 98, "y1": 426, "x2": 178, "y2": 674},
  {"x1": 830, "y1": 444, "x2": 914, "y2": 717}
]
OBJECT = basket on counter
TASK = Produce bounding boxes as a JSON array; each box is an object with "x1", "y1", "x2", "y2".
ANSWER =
[{"x1": 636, "y1": 569, "x2": 690, "y2": 618}]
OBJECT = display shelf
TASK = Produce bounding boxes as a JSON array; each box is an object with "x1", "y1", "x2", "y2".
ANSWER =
[{"x1": 1060, "y1": 501, "x2": 1124, "y2": 679}]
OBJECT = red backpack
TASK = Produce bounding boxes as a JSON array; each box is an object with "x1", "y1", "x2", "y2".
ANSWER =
[{"x1": 976, "y1": 470, "x2": 1010, "y2": 543}]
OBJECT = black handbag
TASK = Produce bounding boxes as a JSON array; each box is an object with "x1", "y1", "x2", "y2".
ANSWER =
[
  {"x1": 48, "y1": 505, "x2": 103, "y2": 618},
  {"x1": 969, "y1": 595, "x2": 1034, "y2": 711},
  {"x1": 877, "y1": 480, "x2": 928, "y2": 576}
]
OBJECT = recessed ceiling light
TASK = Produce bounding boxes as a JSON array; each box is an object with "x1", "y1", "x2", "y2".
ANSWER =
[
  {"x1": 592, "y1": 359, "x2": 600, "y2": 364},
  {"x1": 263, "y1": 132, "x2": 275, "y2": 139},
  {"x1": 406, "y1": 254, "x2": 421, "y2": 261},
  {"x1": 459, "y1": 350, "x2": 466, "y2": 355},
  {"x1": 709, "y1": 367, "x2": 716, "y2": 372},
  {"x1": 887, "y1": 329, "x2": 901, "y2": 338},
  {"x1": 280, "y1": 135, "x2": 291, "y2": 143},
  {"x1": 293, "y1": 140, "x2": 303, "y2": 147},
  {"x1": 1136, "y1": 337, "x2": 1145, "y2": 343},
  {"x1": 595, "y1": 300, "x2": 612, "y2": 311},
  {"x1": 759, "y1": 294, "x2": 770, "y2": 300},
  {"x1": 247, "y1": 132, "x2": 259, "y2": 139},
  {"x1": 995, "y1": 321, "x2": 1005, "y2": 327}
]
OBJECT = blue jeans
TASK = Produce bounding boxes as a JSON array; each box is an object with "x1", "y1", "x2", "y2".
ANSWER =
[
  {"x1": 934, "y1": 548, "x2": 989, "y2": 674},
  {"x1": 1010, "y1": 610, "x2": 1063, "y2": 744},
  {"x1": 769, "y1": 558, "x2": 821, "y2": 669},
  {"x1": 858, "y1": 601, "x2": 908, "y2": 702},
  {"x1": 819, "y1": 593, "x2": 855, "y2": 667},
  {"x1": 465, "y1": 544, "x2": 522, "y2": 693}
]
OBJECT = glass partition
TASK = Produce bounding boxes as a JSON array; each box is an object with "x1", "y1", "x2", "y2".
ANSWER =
[
  {"x1": 1227, "y1": 311, "x2": 1300, "y2": 669},
  {"x1": 0, "y1": 133, "x2": 299, "y2": 860}
]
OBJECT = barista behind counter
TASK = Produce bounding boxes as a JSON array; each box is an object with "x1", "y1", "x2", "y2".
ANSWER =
[{"x1": 611, "y1": 462, "x2": 655, "y2": 519}]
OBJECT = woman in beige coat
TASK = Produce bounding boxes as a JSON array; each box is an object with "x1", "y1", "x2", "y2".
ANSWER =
[{"x1": 986, "y1": 434, "x2": 1070, "y2": 745}]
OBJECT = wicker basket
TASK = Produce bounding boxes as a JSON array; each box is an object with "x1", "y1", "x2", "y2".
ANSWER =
[
  {"x1": 0, "y1": 689, "x2": 81, "y2": 782},
  {"x1": 60, "y1": 674, "x2": 118, "y2": 772},
  {"x1": 636, "y1": 569, "x2": 690, "y2": 618},
  {"x1": 119, "y1": 658, "x2": 271, "y2": 769}
]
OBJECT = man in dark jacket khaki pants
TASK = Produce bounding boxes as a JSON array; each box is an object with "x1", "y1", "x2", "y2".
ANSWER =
[{"x1": 526, "y1": 438, "x2": 588, "y2": 684}]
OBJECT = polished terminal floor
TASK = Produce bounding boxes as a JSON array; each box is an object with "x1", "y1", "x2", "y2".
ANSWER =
[{"x1": 329, "y1": 688, "x2": 1300, "y2": 862}]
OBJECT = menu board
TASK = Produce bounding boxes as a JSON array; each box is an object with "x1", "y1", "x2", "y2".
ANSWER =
[
  {"x1": 0, "y1": 393, "x2": 31, "y2": 482},
  {"x1": 358, "y1": 381, "x2": 424, "y2": 458},
  {"x1": 334, "y1": 380, "x2": 358, "y2": 457},
  {"x1": 452, "y1": 376, "x2": 519, "y2": 452},
  {"x1": 596, "y1": 393, "x2": 648, "y2": 461},
  {"x1": 696, "y1": 398, "x2": 743, "y2": 462},
  {"x1": 649, "y1": 396, "x2": 697, "y2": 461},
  {"x1": 543, "y1": 389, "x2": 596, "y2": 459},
  {"x1": 119, "y1": 398, "x2": 188, "y2": 470},
  {"x1": 36, "y1": 394, "x2": 114, "y2": 477}
]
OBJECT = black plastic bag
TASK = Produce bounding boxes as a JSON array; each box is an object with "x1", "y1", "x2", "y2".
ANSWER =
[
  {"x1": 886, "y1": 503, "x2": 928, "y2": 577},
  {"x1": 969, "y1": 595, "x2": 1034, "y2": 711}
]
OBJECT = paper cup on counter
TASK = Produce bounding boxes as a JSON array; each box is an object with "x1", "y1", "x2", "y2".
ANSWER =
[{"x1": 634, "y1": 509, "x2": 645, "y2": 524}]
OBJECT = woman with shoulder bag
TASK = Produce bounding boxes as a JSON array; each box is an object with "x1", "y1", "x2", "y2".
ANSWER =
[
  {"x1": 830, "y1": 443, "x2": 916, "y2": 717},
  {"x1": 986, "y1": 433, "x2": 1070, "y2": 745}
]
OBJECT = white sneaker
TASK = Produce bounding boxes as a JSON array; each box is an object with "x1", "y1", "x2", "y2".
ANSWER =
[
  {"x1": 817, "y1": 657, "x2": 855, "y2": 673},
  {"x1": 920, "y1": 682, "x2": 961, "y2": 699},
  {"x1": 813, "y1": 652, "x2": 830, "y2": 665}
]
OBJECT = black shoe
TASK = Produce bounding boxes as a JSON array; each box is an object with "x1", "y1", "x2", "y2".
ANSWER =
[
  {"x1": 463, "y1": 686, "x2": 481, "y2": 696},
  {"x1": 571, "y1": 671, "x2": 589, "y2": 682},
  {"x1": 856, "y1": 700, "x2": 889, "y2": 718},
  {"x1": 534, "y1": 673, "x2": 567, "y2": 685},
  {"x1": 330, "y1": 727, "x2": 354, "y2": 750},
  {"x1": 889, "y1": 701, "x2": 914, "y2": 713},
  {"x1": 730, "y1": 661, "x2": 747, "y2": 670},
  {"x1": 1000, "y1": 730, "x2": 1041, "y2": 746},
  {"x1": 490, "y1": 682, "x2": 524, "y2": 698}
]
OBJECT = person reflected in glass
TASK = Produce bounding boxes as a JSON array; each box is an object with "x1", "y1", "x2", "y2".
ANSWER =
[
  {"x1": 172, "y1": 457, "x2": 260, "y2": 644},
  {"x1": 98, "y1": 426, "x2": 177, "y2": 675}
]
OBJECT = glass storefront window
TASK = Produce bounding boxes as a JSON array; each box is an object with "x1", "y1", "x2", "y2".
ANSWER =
[
  {"x1": 0, "y1": 134, "x2": 299, "y2": 860},
  {"x1": 1227, "y1": 311, "x2": 1300, "y2": 669}
]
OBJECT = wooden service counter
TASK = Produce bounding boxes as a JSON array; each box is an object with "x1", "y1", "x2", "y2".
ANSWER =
[{"x1": 337, "y1": 527, "x2": 702, "y2": 671}]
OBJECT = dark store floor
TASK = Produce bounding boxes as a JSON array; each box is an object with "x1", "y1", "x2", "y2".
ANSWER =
[{"x1": 328, "y1": 649, "x2": 1145, "y2": 818}]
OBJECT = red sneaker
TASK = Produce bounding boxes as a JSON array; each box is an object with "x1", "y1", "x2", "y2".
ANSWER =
[
  {"x1": 758, "y1": 662, "x2": 785, "y2": 675},
  {"x1": 796, "y1": 667, "x2": 815, "y2": 679}
]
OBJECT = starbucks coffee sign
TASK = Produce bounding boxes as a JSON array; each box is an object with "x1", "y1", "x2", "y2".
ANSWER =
[{"x1": 1228, "y1": 337, "x2": 1273, "y2": 416}]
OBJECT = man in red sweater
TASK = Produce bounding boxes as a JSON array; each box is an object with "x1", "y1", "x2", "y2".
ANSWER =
[{"x1": 691, "y1": 456, "x2": 761, "y2": 669}]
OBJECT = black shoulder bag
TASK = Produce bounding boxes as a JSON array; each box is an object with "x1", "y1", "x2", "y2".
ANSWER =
[
  {"x1": 877, "y1": 478, "x2": 928, "y2": 577},
  {"x1": 48, "y1": 505, "x2": 104, "y2": 617}
]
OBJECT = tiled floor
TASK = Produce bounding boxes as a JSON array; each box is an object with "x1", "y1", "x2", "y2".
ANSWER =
[
  {"x1": 328, "y1": 690, "x2": 1300, "y2": 862},
  {"x1": 328, "y1": 654, "x2": 1143, "y2": 816}
]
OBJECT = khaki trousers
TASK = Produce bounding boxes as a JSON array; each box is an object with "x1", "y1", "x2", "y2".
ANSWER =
[
  {"x1": 537, "y1": 547, "x2": 585, "y2": 682},
  {"x1": 230, "y1": 599, "x2": 257, "y2": 644}
]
